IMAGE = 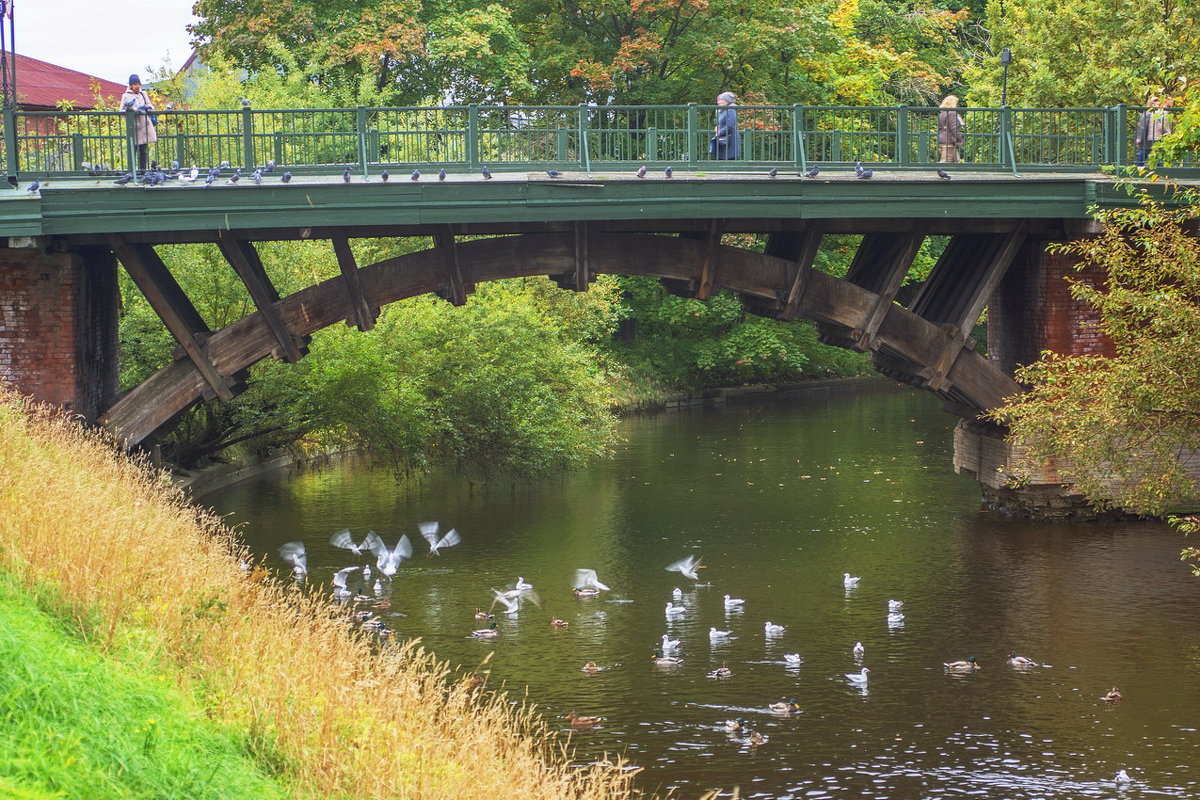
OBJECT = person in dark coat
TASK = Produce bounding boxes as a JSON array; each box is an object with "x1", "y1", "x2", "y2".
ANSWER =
[{"x1": 709, "y1": 91, "x2": 739, "y2": 160}]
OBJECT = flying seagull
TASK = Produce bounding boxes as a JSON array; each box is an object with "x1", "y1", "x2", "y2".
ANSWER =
[
  {"x1": 419, "y1": 521, "x2": 461, "y2": 556},
  {"x1": 278, "y1": 541, "x2": 307, "y2": 577}
]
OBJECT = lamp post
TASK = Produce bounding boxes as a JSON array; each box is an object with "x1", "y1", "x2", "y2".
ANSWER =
[{"x1": 1000, "y1": 47, "x2": 1012, "y2": 106}]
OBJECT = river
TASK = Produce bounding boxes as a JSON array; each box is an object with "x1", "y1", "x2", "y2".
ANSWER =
[{"x1": 202, "y1": 379, "x2": 1200, "y2": 799}]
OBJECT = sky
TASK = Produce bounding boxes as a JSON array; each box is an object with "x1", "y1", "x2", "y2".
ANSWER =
[{"x1": 15, "y1": 0, "x2": 199, "y2": 85}]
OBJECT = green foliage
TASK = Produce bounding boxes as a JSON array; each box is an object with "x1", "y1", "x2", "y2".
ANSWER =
[
  {"x1": 297, "y1": 279, "x2": 622, "y2": 479},
  {"x1": 964, "y1": 0, "x2": 1197, "y2": 107},
  {"x1": 989, "y1": 185, "x2": 1200, "y2": 528},
  {"x1": 610, "y1": 275, "x2": 870, "y2": 392},
  {"x1": 0, "y1": 572, "x2": 289, "y2": 799}
]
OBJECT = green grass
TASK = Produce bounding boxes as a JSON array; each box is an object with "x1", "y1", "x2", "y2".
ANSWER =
[{"x1": 0, "y1": 572, "x2": 289, "y2": 800}]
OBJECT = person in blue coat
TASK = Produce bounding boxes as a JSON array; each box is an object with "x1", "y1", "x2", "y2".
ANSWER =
[{"x1": 709, "y1": 91, "x2": 739, "y2": 160}]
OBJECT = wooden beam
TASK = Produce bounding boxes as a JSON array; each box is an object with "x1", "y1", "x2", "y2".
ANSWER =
[
  {"x1": 776, "y1": 224, "x2": 825, "y2": 321},
  {"x1": 331, "y1": 237, "x2": 378, "y2": 331},
  {"x1": 695, "y1": 219, "x2": 725, "y2": 301},
  {"x1": 572, "y1": 220, "x2": 590, "y2": 291},
  {"x1": 434, "y1": 228, "x2": 469, "y2": 306},
  {"x1": 106, "y1": 234, "x2": 232, "y2": 402},
  {"x1": 216, "y1": 236, "x2": 304, "y2": 362},
  {"x1": 852, "y1": 231, "x2": 924, "y2": 350}
]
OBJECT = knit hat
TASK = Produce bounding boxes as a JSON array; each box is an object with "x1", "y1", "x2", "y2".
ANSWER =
[
  {"x1": 129, "y1": 74, "x2": 141, "y2": 86},
  {"x1": 717, "y1": 92, "x2": 736, "y2": 104}
]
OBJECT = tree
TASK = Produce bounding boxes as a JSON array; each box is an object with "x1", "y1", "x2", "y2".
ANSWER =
[
  {"x1": 988, "y1": 185, "x2": 1200, "y2": 571},
  {"x1": 963, "y1": 0, "x2": 1199, "y2": 107}
]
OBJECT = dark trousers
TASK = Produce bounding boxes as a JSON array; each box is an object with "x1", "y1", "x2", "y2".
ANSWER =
[{"x1": 136, "y1": 144, "x2": 148, "y2": 171}]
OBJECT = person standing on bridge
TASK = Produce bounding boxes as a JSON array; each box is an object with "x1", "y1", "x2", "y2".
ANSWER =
[
  {"x1": 1135, "y1": 95, "x2": 1173, "y2": 168},
  {"x1": 937, "y1": 95, "x2": 964, "y2": 163},
  {"x1": 121, "y1": 74, "x2": 157, "y2": 173},
  {"x1": 709, "y1": 92, "x2": 739, "y2": 160}
]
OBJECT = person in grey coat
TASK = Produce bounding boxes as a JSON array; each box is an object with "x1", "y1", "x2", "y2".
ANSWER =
[
  {"x1": 709, "y1": 91, "x2": 739, "y2": 160},
  {"x1": 120, "y1": 74, "x2": 157, "y2": 171}
]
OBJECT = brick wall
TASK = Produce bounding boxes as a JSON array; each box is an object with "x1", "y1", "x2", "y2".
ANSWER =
[
  {"x1": 0, "y1": 245, "x2": 118, "y2": 422},
  {"x1": 988, "y1": 240, "x2": 1114, "y2": 375}
]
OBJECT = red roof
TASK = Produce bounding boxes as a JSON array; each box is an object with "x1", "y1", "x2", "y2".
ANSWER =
[{"x1": 13, "y1": 53, "x2": 125, "y2": 111}]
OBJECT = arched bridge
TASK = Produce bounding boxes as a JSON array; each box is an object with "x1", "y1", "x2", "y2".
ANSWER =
[{"x1": 0, "y1": 103, "x2": 1194, "y2": 460}]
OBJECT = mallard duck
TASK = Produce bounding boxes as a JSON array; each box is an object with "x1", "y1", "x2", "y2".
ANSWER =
[
  {"x1": 474, "y1": 608, "x2": 493, "y2": 621},
  {"x1": 943, "y1": 657, "x2": 981, "y2": 672},
  {"x1": 768, "y1": 697, "x2": 801, "y2": 714},
  {"x1": 550, "y1": 617, "x2": 568, "y2": 628},
  {"x1": 581, "y1": 661, "x2": 602, "y2": 673},
  {"x1": 764, "y1": 621, "x2": 786, "y2": 635},
  {"x1": 745, "y1": 730, "x2": 768, "y2": 746},
  {"x1": 845, "y1": 667, "x2": 871, "y2": 684},
  {"x1": 1008, "y1": 651, "x2": 1045, "y2": 668},
  {"x1": 369, "y1": 599, "x2": 392, "y2": 610},
  {"x1": 723, "y1": 719, "x2": 745, "y2": 733},
  {"x1": 652, "y1": 648, "x2": 682, "y2": 666},
  {"x1": 574, "y1": 588, "x2": 601, "y2": 598},
  {"x1": 564, "y1": 712, "x2": 603, "y2": 728},
  {"x1": 1102, "y1": 686, "x2": 1123, "y2": 702},
  {"x1": 470, "y1": 622, "x2": 499, "y2": 638},
  {"x1": 708, "y1": 662, "x2": 732, "y2": 679},
  {"x1": 843, "y1": 572, "x2": 861, "y2": 589}
]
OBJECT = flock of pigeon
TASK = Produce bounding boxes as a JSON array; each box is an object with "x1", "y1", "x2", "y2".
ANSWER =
[
  {"x1": 274, "y1": 527, "x2": 1138, "y2": 786},
  {"x1": 17, "y1": 160, "x2": 960, "y2": 194}
]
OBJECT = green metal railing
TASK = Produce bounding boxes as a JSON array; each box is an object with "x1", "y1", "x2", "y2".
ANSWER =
[{"x1": 3, "y1": 103, "x2": 1190, "y2": 180}]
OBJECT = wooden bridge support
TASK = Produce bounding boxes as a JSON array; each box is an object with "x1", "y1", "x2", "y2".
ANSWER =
[{"x1": 0, "y1": 241, "x2": 118, "y2": 422}]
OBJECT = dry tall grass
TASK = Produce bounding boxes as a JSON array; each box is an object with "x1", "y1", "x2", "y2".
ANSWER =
[{"x1": 0, "y1": 391, "x2": 638, "y2": 799}]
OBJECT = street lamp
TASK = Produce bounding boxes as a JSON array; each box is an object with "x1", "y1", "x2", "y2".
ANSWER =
[{"x1": 1000, "y1": 47, "x2": 1012, "y2": 106}]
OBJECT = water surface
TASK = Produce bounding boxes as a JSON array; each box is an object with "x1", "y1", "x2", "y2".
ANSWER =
[{"x1": 204, "y1": 380, "x2": 1200, "y2": 798}]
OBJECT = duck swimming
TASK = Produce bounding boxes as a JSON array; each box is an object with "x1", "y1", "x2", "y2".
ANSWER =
[
  {"x1": 708, "y1": 662, "x2": 732, "y2": 679},
  {"x1": 943, "y1": 657, "x2": 980, "y2": 672},
  {"x1": 564, "y1": 712, "x2": 603, "y2": 728},
  {"x1": 1102, "y1": 686, "x2": 1123, "y2": 702},
  {"x1": 580, "y1": 661, "x2": 602, "y2": 673},
  {"x1": 470, "y1": 622, "x2": 499, "y2": 638},
  {"x1": 652, "y1": 648, "x2": 682, "y2": 666},
  {"x1": 1008, "y1": 651, "x2": 1046, "y2": 668},
  {"x1": 768, "y1": 698, "x2": 802, "y2": 714},
  {"x1": 550, "y1": 617, "x2": 568, "y2": 628}
]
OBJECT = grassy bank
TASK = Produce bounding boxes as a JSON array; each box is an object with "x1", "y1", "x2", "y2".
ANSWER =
[{"x1": 0, "y1": 390, "x2": 635, "y2": 799}]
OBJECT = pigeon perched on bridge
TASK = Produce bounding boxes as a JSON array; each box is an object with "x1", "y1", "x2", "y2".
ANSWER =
[
  {"x1": 545, "y1": 169, "x2": 561, "y2": 178},
  {"x1": 380, "y1": 170, "x2": 389, "y2": 182},
  {"x1": 664, "y1": 166, "x2": 673, "y2": 178},
  {"x1": 281, "y1": 171, "x2": 292, "y2": 183},
  {"x1": 768, "y1": 167, "x2": 778, "y2": 178},
  {"x1": 203, "y1": 172, "x2": 217, "y2": 188},
  {"x1": 636, "y1": 165, "x2": 647, "y2": 178},
  {"x1": 264, "y1": 160, "x2": 276, "y2": 173},
  {"x1": 438, "y1": 168, "x2": 447, "y2": 181},
  {"x1": 240, "y1": 97, "x2": 252, "y2": 108},
  {"x1": 227, "y1": 168, "x2": 242, "y2": 185},
  {"x1": 25, "y1": 180, "x2": 40, "y2": 193},
  {"x1": 937, "y1": 168, "x2": 952, "y2": 180},
  {"x1": 804, "y1": 165, "x2": 820, "y2": 178},
  {"x1": 114, "y1": 172, "x2": 134, "y2": 186},
  {"x1": 411, "y1": 169, "x2": 421, "y2": 181},
  {"x1": 342, "y1": 167, "x2": 352, "y2": 184},
  {"x1": 482, "y1": 166, "x2": 492, "y2": 179},
  {"x1": 178, "y1": 165, "x2": 199, "y2": 183},
  {"x1": 170, "y1": 159, "x2": 180, "y2": 172},
  {"x1": 857, "y1": 167, "x2": 874, "y2": 179},
  {"x1": 219, "y1": 161, "x2": 231, "y2": 169},
  {"x1": 252, "y1": 168, "x2": 263, "y2": 185}
]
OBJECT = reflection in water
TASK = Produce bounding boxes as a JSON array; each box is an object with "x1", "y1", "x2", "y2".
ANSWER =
[{"x1": 203, "y1": 379, "x2": 1200, "y2": 798}]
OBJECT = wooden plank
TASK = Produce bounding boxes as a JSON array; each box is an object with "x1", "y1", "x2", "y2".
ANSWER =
[
  {"x1": 331, "y1": 237, "x2": 377, "y2": 331},
  {"x1": 695, "y1": 219, "x2": 724, "y2": 301},
  {"x1": 434, "y1": 228, "x2": 469, "y2": 306},
  {"x1": 777, "y1": 223, "x2": 826, "y2": 321},
  {"x1": 572, "y1": 220, "x2": 590, "y2": 291},
  {"x1": 106, "y1": 233, "x2": 232, "y2": 402},
  {"x1": 855, "y1": 231, "x2": 924, "y2": 349},
  {"x1": 216, "y1": 236, "x2": 304, "y2": 362}
]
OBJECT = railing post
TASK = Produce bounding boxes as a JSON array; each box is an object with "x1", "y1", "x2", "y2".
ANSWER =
[
  {"x1": 896, "y1": 105, "x2": 909, "y2": 167},
  {"x1": 578, "y1": 103, "x2": 591, "y2": 173},
  {"x1": 793, "y1": 104, "x2": 807, "y2": 174},
  {"x1": 3, "y1": 107, "x2": 18, "y2": 179},
  {"x1": 687, "y1": 103, "x2": 698, "y2": 167},
  {"x1": 355, "y1": 106, "x2": 368, "y2": 175},
  {"x1": 124, "y1": 109, "x2": 138, "y2": 175},
  {"x1": 647, "y1": 127, "x2": 658, "y2": 161},
  {"x1": 1000, "y1": 105, "x2": 1016, "y2": 174},
  {"x1": 557, "y1": 128, "x2": 569, "y2": 161},
  {"x1": 242, "y1": 105, "x2": 255, "y2": 169},
  {"x1": 71, "y1": 132, "x2": 85, "y2": 171},
  {"x1": 466, "y1": 104, "x2": 480, "y2": 169},
  {"x1": 175, "y1": 132, "x2": 186, "y2": 171},
  {"x1": 273, "y1": 132, "x2": 284, "y2": 167},
  {"x1": 1109, "y1": 104, "x2": 1128, "y2": 167}
]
